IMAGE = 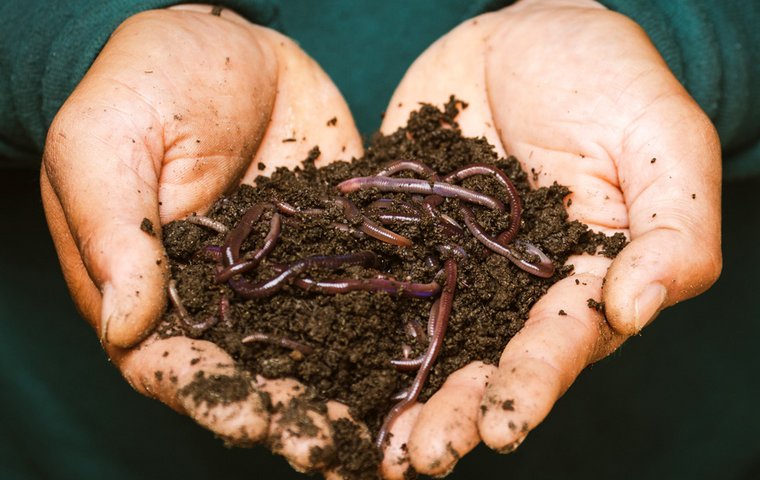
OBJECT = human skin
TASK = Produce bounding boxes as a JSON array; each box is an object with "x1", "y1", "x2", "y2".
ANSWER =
[
  {"x1": 40, "y1": 5, "x2": 365, "y2": 475},
  {"x1": 378, "y1": 0, "x2": 722, "y2": 477},
  {"x1": 40, "y1": 0, "x2": 722, "y2": 478}
]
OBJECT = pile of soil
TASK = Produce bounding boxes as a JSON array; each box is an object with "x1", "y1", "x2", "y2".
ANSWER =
[{"x1": 157, "y1": 99, "x2": 624, "y2": 478}]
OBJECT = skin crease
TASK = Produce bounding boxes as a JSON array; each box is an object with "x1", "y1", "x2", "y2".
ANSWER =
[
  {"x1": 378, "y1": 0, "x2": 721, "y2": 477},
  {"x1": 40, "y1": 5, "x2": 365, "y2": 477},
  {"x1": 40, "y1": 1, "x2": 721, "y2": 478}
]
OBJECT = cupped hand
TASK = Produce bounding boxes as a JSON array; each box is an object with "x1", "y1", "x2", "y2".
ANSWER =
[
  {"x1": 41, "y1": 5, "x2": 363, "y2": 475},
  {"x1": 379, "y1": 0, "x2": 722, "y2": 476}
]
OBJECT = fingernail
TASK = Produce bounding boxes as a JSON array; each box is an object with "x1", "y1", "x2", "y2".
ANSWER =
[{"x1": 634, "y1": 283, "x2": 666, "y2": 332}]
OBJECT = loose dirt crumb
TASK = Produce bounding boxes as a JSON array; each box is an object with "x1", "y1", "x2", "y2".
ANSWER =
[{"x1": 157, "y1": 99, "x2": 624, "y2": 476}]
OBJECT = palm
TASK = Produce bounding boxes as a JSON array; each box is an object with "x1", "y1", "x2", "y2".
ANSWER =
[
  {"x1": 42, "y1": 6, "x2": 363, "y2": 474},
  {"x1": 379, "y1": 1, "x2": 721, "y2": 477}
]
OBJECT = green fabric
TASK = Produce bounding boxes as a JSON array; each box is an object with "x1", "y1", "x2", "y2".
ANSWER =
[
  {"x1": 599, "y1": 0, "x2": 760, "y2": 177},
  {"x1": 1, "y1": 1, "x2": 760, "y2": 479},
  {"x1": 0, "y1": 0, "x2": 278, "y2": 166},
  {"x1": 2, "y1": 0, "x2": 759, "y2": 174}
]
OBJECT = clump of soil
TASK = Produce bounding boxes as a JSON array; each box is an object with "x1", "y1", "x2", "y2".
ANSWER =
[{"x1": 157, "y1": 98, "x2": 624, "y2": 478}]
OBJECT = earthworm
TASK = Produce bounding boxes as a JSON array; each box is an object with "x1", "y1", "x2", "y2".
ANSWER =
[
  {"x1": 229, "y1": 251, "x2": 379, "y2": 299},
  {"x1": 376, "y1": 213, "x2": 422, "y2": 224},
  {"x1": 444, "y1": 163, "x2": 522, "y2": 244},
  {"x1": 274, "y1": 200, "x2": 325, "y2": 217},
  {"x1": 221, "y1": 203, "x2": 272, "y2": 266},
  {"x1": 375, "y1": 160, "x2": 439, "y2": 180},
  {"x1": 242, "y1": 332, "x2": 314, "y2": 355},
  {"x1": 219, "y1": 295, "x2": 232, "y2": 328},
  {"x1": 425, "y1": 255, "x2": 440, "y2": 271},
  {"x1": 390, "y1": 388, "x2": 409, "y2": 402},
  {"x1": 390, "y1": 298, "x2": 439, "y2": 371},
  {"x1": 461, "y1": 205, "x2": 554, "y2": 278},
  {"x1": 376, "y1": 259, "x2": 457, "y2": 449},
  {"x1": 376, "y1": 161, "x2": 445, "y2": 216},
  {"x1": 167, "y1": 279, "x2": 219, "y2": 336},
  {"x1": 329, "y1": 197, "x2": 413, "y2": 247},
  {"x1": 186, "y1": 214, "x2": 229, "y2": 233},
  {"x1": 337, "y1": 176, "x2": 505, "y2": 212},
  {"x1": 405, "y1": 318, "x2": 427, "y2": 344},
  {"x1": 436, "y1": 243, "x2": 468, "y2": 259},
  {"x1": 294, "y1": 276, "x2": 441, "y2": 298},
  {"x1": 216, "y1": 212, "x2": 282, "y2": 282},
  {"x1": 390, "y1": 356, "x2": 424, "y2": 372}
]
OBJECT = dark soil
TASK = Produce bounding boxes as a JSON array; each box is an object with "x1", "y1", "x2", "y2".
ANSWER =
[{"x1": 157, "y1": 99, "x2": 625, "y2": 478}]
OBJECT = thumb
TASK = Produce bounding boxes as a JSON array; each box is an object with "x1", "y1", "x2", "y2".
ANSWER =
[
  {"x1": 42, "y1": 101, "x2": 168, "y2": 347},
  {"x1": 604, "y1": 97, "x2": 722, "y2": 334}
]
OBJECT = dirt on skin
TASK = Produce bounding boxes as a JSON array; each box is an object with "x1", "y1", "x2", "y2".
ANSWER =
[{"x1": 156, "y1": 98, "x2": 625, "y2": 478}]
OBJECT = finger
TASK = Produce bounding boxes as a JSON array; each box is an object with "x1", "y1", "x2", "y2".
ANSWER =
[
  {"x1": 378, "y1": 403, "x2": 423, "y2": 480},
  {"x1": 255, "y1": 377, "x2": 334, "y2": 473},
  {"x1": 604, "y1": 99, "x2": 722, "y2": 334},
  {"x1": 380, "y1": 13, "x2": 505, "y2": 156},
  {"x1": 242, "y1": 27, "x2": 364, "y2": 182},
  {"x1": 114, "y1": 335, "x2": 269, "y2": 444},
  {"x1": 323, "y1": 402, "x2": 375, "y2": 480},
  {"x1": 108, "y1": 9, "x2": 280, "y2": 222},
  {"x1": 43, "y1": 106, "x2": 167, "y2": 347},
  {"x1": 407, "y1": 362, "x2": 496, "y2": 476},
  {"x1": 478, "y1": 261, "x2": 627, "y2": 451},
  {"x1": 483, "y1": 10, "x2": 722, "y2": 334}
]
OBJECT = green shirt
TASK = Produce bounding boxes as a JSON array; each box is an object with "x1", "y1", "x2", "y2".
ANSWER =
[{"x1": 1, "y1": 0, "x2": 759, "y2": 175}]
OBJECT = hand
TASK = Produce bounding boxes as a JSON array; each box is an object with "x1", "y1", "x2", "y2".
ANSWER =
[
  {"x1": 41, "y1": 5, "x2": 364, "y2": 474},
  {"x1": 378, "y1": 0, "x2": 722, "y2": 476}
]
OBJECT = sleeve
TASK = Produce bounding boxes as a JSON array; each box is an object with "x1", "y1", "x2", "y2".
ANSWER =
[
  {"x1": 599, "y1": 0, "x2": 760, "y2": 178},
  {"x1": 0, "y1": 0, "x2": 279, "y2": 168}
]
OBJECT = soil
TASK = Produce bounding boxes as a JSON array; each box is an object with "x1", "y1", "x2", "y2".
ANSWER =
[{"x1": 156, "y1": 98, "x2": 625, "y2": 478}]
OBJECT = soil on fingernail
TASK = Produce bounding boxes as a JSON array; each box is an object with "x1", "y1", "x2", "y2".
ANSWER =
[{"x1": 156, "y1": 98, "x2": 625, "y2": 478}]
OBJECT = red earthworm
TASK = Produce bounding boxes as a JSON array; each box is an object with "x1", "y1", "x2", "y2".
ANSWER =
[
  {"x1": 167, "y1": 279, "x2": 219, "y2": 336},
  {"x1": 405, "y1": 318, "x2": 427, "y2": 344},
  {"x1": 294, "y1": 276, "x2": 441, "y2": 298},
  {"x1": 436, "y1": 243, "x2": 468, "y2": 259},
  {"x1": 375, "y1": 160, "x2": 440, "y2": 180},
  {"x1": 221, "y1": 203, "x2": 272, "y2": 266},
  {"x1": 376, "y1": 259, "x2": 457, "y2": 449},
  {"x1": 377, "y1": 161, "x2": 445, "y2": 215},
  {"x1": 216, "y1": 212, "x2": 282, "y2": 282},
  {"x1": 390, "y1": 298, "x2": 439, "y2": 371},
  {"x1": 229, "y1": 251, "x2": 379, "y2": 299},
  {"x1": 242, "y1": 332, "x2": 314, "y2": 355},
  {"x1": 390, "y1": 388, "x2": 409, "y2": 402},
  {"x1": 219, "y1": 295, "x2": 232, "y2": 328},
  {"x1": 444, "y1": 163, "x2": 522, "y2": 244},
  {"x1": 337, "y1": 177, "x2": 505, "y2": 212},
  {"x1": 329, "y1": 197, "x2": 413, "y2": 247},
  {"x1": 274, "y1": 200, "x2": 325, "y2": 217},
  {"x1": 186, "y1": 214, "x2": 229, "y2": 233},
  {"x1": 460, "y1": 205, "x2": 554, "y2": 278},
  {"x1": 376, "y1": 213, "x2": 422, "y2": 224},
  {"x1": 390, "y1": 356, "x2": 424, "y2": 372}
]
